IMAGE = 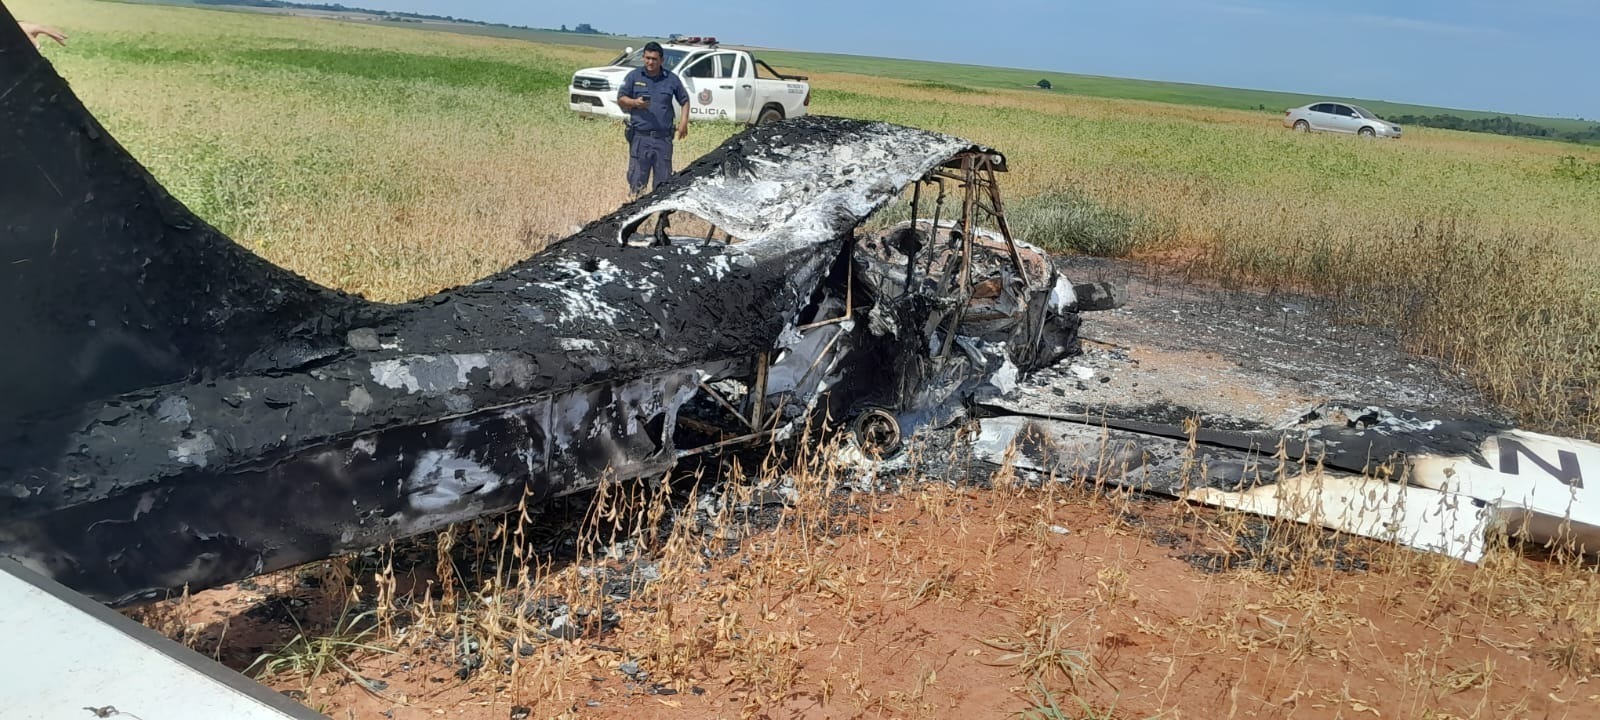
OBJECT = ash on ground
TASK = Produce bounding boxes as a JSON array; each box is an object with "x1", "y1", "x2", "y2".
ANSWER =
[{"x1": 1019, "y1": 256, "x2": 1504, "y2": 428}]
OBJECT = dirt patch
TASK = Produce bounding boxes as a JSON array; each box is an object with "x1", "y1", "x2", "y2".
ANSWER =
[{"x1": 138, "y1": 482, "x2": 1595, "y2": 719}]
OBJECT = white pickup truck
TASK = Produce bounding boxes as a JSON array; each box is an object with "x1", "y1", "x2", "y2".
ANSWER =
[{"x1": 568, "y1": 39, "x2": 810, "y2": 125}]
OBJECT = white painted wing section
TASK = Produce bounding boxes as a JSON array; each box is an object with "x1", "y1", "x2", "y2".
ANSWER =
[
  {"x1": 972, "y1": 416, "x2": 1492, "y2": 562},
  {"x1": 0, "y1": 560, "x2": 321, "y2": 720},
  {"x1": 1409, "y1": 430, "x2": 1600, "y2": 552},
  {"x1": 1184, "y1": 475, "x2": 1489, "y2": 563}
]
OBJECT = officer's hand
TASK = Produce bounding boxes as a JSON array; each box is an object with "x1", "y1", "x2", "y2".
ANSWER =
[
  {"x1": 18, "y1": 22, "x2": 67, "y2": 48},
  {"x1": 677, "y1": 125, "x2": 688, "y2": 141}
]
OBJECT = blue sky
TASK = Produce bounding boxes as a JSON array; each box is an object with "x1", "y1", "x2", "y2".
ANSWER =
[{"x1": 353, "y1": 0, "x2": 1599, "y2": 119}]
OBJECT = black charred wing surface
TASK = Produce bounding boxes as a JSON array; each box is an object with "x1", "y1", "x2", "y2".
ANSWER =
[
  {"x1": 1, "y1": 24, "x2": 989, "y2": 604},
  {"x1": 1307, "y1": 411, "x2": 1505, "y2": 473}
]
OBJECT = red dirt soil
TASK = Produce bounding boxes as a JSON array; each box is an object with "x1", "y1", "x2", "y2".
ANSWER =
[{"x1": 137, "y1": 480, "x2": 1599, "y2": 720}]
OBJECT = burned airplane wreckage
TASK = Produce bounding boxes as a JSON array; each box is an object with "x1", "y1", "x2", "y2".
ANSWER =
[
  {"x1": 0, "y1": 14, "x2": 1080, "y2": 604},
  {"x1": 7, "y1": 10, "x2": 1600, "y2": 609}
]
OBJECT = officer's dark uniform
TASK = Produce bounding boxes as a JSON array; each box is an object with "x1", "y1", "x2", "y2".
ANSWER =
[{"x1": 617, "y1": 65, "x2": 689, "y2": 195}]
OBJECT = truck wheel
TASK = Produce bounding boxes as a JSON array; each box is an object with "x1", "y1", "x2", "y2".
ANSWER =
[{"x1": 756, "y1": 106, "x2": 785, "y2": 125}]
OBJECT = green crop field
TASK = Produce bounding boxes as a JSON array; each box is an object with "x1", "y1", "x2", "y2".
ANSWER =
[
  {"x1": 11, "y1": 0, "x2": 1600, "y2": 436},
  {"x1": 756, "y1": 48, "x2": 1600, "y2": 134},
  {"x1": 117, "y1": 0, "x2": 1600, "y2": 135},
  {"x1": 124, "y1": 0, "x2": 1600, "y2": 136},
  {"x1": 110, "y1": 0, "x2": 646, "y2": 49}
]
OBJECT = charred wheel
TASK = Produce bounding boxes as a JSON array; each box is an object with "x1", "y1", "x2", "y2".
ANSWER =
[{"x1": 852, "y1": 408, "x2": 903, "y2": 458}]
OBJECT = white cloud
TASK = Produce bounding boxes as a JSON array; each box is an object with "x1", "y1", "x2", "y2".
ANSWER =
[{"x1": 1348, "y1": 13, "x2": 1501, "y2": 37}]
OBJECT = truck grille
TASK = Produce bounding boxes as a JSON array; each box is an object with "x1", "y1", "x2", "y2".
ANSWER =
[{"x1": 573, "y1": 76, "x2": 610, "y2": 92}]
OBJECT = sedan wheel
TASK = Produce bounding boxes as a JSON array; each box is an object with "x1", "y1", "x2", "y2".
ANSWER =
[
  {"x1": 1294, "y1": 120, "x2": 1310, "y2": 133},
  {"x1": 1358, "y1": 126, "x2": 1376, "y2": 138}
]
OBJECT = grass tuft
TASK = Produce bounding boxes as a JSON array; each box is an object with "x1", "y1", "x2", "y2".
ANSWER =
[
  {"x1": 248, "y1": 609, "x2": 393, "y2": 687},
  {"x1": 1011, "y1": 189, "x2": 1145, "y2": 257}
]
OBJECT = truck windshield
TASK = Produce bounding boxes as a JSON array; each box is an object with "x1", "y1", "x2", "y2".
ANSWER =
[{"x1": 614, "y1": 48, "x2": 691, "y2": 71}]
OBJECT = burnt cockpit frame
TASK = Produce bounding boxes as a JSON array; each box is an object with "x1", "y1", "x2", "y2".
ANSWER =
[{"x1": 612, "y1": 148, "x2": 1077, "y2": 461}]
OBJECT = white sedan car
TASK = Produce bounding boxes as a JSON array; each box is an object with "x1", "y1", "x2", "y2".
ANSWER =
[{"x1": 1283, "y1": 102, "x2": 1403, "y2": 138}]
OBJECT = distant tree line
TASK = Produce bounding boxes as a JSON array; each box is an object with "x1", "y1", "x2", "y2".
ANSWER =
[
  {"x1": 1388, "y1": 113, "x2": 1600, "y2": 145},
  {"x1": 192, "y1": 0, "x2": 606, "y2": 34}
]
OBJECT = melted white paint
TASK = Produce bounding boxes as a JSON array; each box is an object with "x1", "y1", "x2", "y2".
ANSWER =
[
  {"x1": 169, "y1": 433, "x2": 216, "y2": 468},
  {"x1": 1049, "y1": 276, "x2": 1078, "y2": 314},
  {"x1": 369, "y1": 354, "x2": 492, "y2": 395},
  {"x1": 487, "y1": 353, "x2": 537, "y2": 390},
  {"x1": 456, "y1": 355, "x2": 489, "y2": 379},
  {"x1": 403, "y1": 450, "x2": 506, "y2": 514},
  {"x1": 343, "y1": 386, "x2": 373, "y2": 414},
  {"x1": 530, "y1": 258, "x2": 633, "y2": 325},
  {"x1": 990, "y1": 358, "x2": 1019, "y2": 395},
  {"x1": 370, "y1": 359, "x2": 419, "y2": 393},
  {"x1": 155, "y1": 396, "x2": 192, "y2": 425},
  {"x1": 617, "y1": 122, "x2": 973, "y2": 257}
]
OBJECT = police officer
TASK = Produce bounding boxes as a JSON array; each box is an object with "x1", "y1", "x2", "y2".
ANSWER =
[{"x1": 617, "y1": 41, "x2": 690, "y2": 196}]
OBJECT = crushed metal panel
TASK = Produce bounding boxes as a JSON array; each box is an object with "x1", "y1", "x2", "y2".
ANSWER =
[{"x1": 971, "y1": 416, "x2": 1152, "y2": 479}]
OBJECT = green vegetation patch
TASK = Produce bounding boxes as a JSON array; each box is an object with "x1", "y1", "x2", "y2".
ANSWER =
[
  {"x1": 1010, "y1": 189, "x2": 1145, "y2": 257},
  {"x1": 906, "y1": 80, "x2": 986, "y2": 95},
  {"x1": 1555, "y1": 155, "x2": 1600, "y2": 183},
  {"x1": 233, "y1": 47, "x2": 567, "y2": 95},
  {"x1": 68, "y1": 36, "x2": 570, "y2": 97},
  {"x1": 71, "y1": 38, "x2": 215, "y2": 64}
]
